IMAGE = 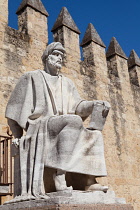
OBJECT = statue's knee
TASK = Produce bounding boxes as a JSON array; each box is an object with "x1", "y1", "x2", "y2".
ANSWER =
[{"x1": 63, "y1": 115, "x2": 83, "y2": 129}]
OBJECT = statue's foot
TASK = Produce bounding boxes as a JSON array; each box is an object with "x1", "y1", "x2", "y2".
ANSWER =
[
  {"x1": 56, "y1": 185, "x2": 73, "y2": 191},
  {"x1": 27, "y1": 194, "x2": 36, "y2": 200},
  {"x1": 3, "y1": 194, "x2": 35, "y2": 204},
  {"x1": 85, "y1": 183, "x2": 108, "y2": 193},
  {"x1": 34, "y1": 194, "x2": 49, "y2": 200},
  {"x1": 41, "y1": 194, "x2": 50, "y2": 199},
  {"x1": 53, "y1": 173, "x2": 73, "y2": 191},
  {"x1": 3, "y1": 193, "x2": 48, "y2": 204}
]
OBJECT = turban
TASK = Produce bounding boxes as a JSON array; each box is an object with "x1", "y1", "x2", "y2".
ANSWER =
[{"x1": 42, "y1": 42, "x2": 65, "y2": 65}]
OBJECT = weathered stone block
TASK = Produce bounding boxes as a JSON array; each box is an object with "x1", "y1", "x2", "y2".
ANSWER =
[
  {"x1": 0, "y1": 185, "x2": 9, "y2": 194},
  {"x1": 1, "y1": 203, "x2": 134, "y2": 210}
]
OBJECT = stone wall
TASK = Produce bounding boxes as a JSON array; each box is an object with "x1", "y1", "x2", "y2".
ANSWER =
[
  {"x1": 0, "y1": 0, "x2": 140, "y2": 209},
  {"x1": 0, "y1": 0, "x2": 48, "y2": 204}
]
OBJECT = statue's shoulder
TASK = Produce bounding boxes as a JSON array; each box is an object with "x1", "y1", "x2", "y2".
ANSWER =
[
  {"x1": 23, "y1": 69, "x2": 42, "y2": 76},
  {"x1": 20, "y1": 70, "x2": 42, "y2": 80},
  {"x1": 62, "y1": 76, "x2": 76, "y2": 88}
]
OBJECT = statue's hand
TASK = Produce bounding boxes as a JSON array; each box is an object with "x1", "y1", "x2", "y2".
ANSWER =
[
  {"x1": 93, "y1": 100, "x2": 111, "y2": 109},
  {"x1": 12, "y1": 138, "x2": 20, "y2": 148}
]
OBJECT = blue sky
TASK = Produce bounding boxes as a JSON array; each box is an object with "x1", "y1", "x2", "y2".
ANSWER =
[{"x1": 8, "y1": 0, "x2": 140, "y2": 57}]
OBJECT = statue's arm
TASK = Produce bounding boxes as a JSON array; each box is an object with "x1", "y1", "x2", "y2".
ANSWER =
[
  {"x1": 76, "y1": 100, "x2": 111, "y2": 118},
  {"x1": 76, "y1": 101, "x2": 94, "y2": 118},
  {"x1": 7, "y1": 119, "x2": 23, "y2": 138}
]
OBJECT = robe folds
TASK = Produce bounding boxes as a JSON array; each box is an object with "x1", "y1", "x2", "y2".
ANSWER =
[{"x1": 6, "y1": 69, "x2": 107, "y2": 195}]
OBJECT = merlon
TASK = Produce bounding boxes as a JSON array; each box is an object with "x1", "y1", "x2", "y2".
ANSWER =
[
  {"x1": 51, "y1": 7, "x2": 80, "y2": 34},
  {"x1": 81, "y1": 23, "x2": 105, "y2": 48},
  {"x1": 16, "y1": 0, "x2": 49, "y2": 17}
]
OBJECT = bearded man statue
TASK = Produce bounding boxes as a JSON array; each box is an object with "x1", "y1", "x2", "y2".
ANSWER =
[{"x1": 5, "y1": 42, "x2": 110, "y2": 201}]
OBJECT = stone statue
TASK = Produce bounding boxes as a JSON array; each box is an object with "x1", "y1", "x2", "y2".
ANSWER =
[{"x1": 5, "y1": 42, "x2": 111, "y2": 201}]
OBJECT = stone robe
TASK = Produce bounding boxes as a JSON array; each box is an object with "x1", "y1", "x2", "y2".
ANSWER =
[{"x1": 5, "y1": 70, "x2": 107, "y2": 195}]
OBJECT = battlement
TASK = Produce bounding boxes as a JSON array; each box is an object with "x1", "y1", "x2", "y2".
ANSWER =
[
  {"x1": 0, "y1": 0, "x2": 140, "y2": 208},
  {"x1": 1, "y1": 0, "x2": 140, "y2": 85}
]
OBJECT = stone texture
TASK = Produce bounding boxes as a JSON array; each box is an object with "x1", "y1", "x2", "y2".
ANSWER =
[
  {"x1": 81, "y1": 23, "x2": 106, "y2": 48},
  {"x1": 128, "y1": 65, "x2": 140, "y2": 86},
  {"x1": 0, "y1": 185, "x2": 9, "y2": 194},
  {"x1": 106, "y1": 48, "x2": 140, "y2": 210},
  {"x1": 1, "y1": 203, "x2": 134, "y2": 210},
  {"x1": 47, "y1": 190, "x2": 126, "y2": 204},
  {"x1": 51, "y1": 7, "x2": 80, "y2": 34},
  {"x1": 0, "y1": 1, "x2": 48, "y2": 203},
  {"x1": 106, "y1": 37, "x2": 127, "y2": 59},
  {"x1": 1, "y1": 190, "x2": 130, "y2": 209},
  {"x1": 16, "y1": 0, "x2": 49, "y2": 17},
  {"x1": 128, "y1": 50, "x2": 140, "y2": 69},
  {"x1": 0, "y1": 0, "x2": 8, "y2": 26},
  {"x1": 88, "y1": 101, "x2": 110, "y2": 131},
  {"x1": 52, "y1": 16, "x2": 81, "y2": 86},
  {"x1": 17, "y1": 6, "x2": 48, "y2": 40}
]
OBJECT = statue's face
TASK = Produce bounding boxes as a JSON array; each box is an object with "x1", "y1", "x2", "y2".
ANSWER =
[{"x1": 46, "y1": 50, "x2": 64, "y2": 75}]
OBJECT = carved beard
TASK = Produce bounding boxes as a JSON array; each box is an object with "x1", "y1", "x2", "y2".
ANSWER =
[{"x1": 47, "y1": 57, "x2": 62, "y2": 72}]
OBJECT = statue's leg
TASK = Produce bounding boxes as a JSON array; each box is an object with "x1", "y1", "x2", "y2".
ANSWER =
[
  {"x1": 53, "y1": 169, "x2": 73, "y2": 191},
  {"x1": 48, "y1": 115, "x2": 83, "y2": 191},
  {"x1": 19, "y1": 136, "x2": 28, "y2": 196},
  {"x1": 19, "y1": 136, "x2": 36, "y2": 200},
  {"x1": 85, "y1": 130, "x2": 108, "y2": 192}
]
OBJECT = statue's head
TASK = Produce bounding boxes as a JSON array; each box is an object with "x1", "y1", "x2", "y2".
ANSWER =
[{"x1": 42, "y1": 42, "x2": 65, "y2": 76}]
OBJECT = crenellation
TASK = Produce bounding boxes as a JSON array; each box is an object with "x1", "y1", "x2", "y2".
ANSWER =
[
  {"x1": 16, "y1": 0, "x2": 49, "y2": 55},
  {"x1": 81, "y1": 23, "x2": 109, "y2": 102},
  {"x1": 53, "y1": 28, "x2": 64, "y2": 46},
  {"x1": 0, "y1": 0, "x2": 8, "y2": 26},
  {"x1": 17, "y1": 10, "x2": 28, "y2": 34},
  {"x1": 81, "y1": 23, "x2": 106, "y2": 48},
  {"x1": 107, "y1": 56, "x2": 119, "y2": 80},
  {"x1": 106, "y1": 39, "x2": 140, "y2": 208},
  {"x1": 128, "y1": 67, "x2": 139, "y2": 87},
  {"x1": 0, "y1": 1, "x2": 49, "y2": 137},
  {"x1": 17, "y1": 7, "x2": 48, "y2": 42},
  {"x1": 63, "y1": 26, "x2": 80, "y2": 59},
  {"x1": 128, "y1": 50, "x2": 140, "y2": 69},
  {"x1": 107, "y1": 38, "x2": 130, "y2": 86},
  {"x1": 106, "y1": 37, "x2": 127, "y2": 60},
  {"x1": 4, "y1": 26, "x2": 30, "y2": 49},
  {"x1": 51, "y1": 7, "x2": 80, "y2": 35},
  {"x1": 52, "y1": 8, "x2": 81, "y2": 86},
  {"x1": 81, "y1": 42, "x2": 95, "y2": 66},
  {"x1": 128, "y1": 50, "x2": 140, "y2": 87},
  {"x1": 16, "y1": 0, "x2": 49, "y2": 17}
]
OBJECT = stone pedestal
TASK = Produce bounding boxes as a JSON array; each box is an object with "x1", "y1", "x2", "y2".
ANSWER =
[
  {"x1": 0, "y1": 203, "x2": 134, "y2": 210},
  {"x1": 0, "y1": 190, "x2": 133, "y2": 210}
]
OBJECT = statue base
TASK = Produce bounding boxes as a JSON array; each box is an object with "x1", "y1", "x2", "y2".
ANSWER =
[{"x1": 1, "y1": 190, "x2": 133, "y2": 210}]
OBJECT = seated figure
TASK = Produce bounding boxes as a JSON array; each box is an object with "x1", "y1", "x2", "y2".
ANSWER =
[{"x1": 5, "y1": 42, "x2": 110, "y2": 200}]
